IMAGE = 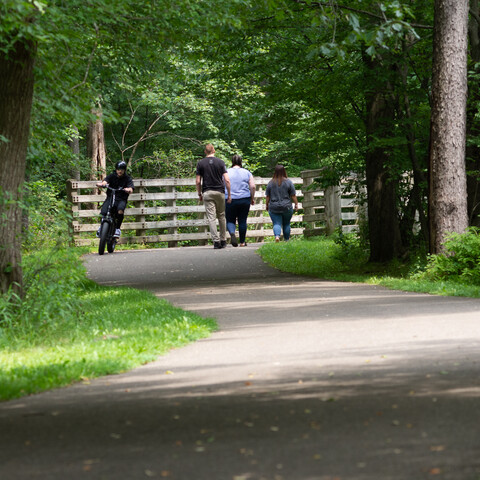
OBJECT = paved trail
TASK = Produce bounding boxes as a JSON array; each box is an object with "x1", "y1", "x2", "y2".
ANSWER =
[{"x1": 1, "y1": 245, "x2": 480, "y2": 480}]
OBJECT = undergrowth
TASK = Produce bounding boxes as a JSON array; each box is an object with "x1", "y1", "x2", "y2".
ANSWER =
[{"x1": 258, "y1": 232, "x2": 480, "y2": 298}]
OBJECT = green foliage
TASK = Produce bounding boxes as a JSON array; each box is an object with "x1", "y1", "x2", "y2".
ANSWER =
[
  {"x1": 332, "y1": 229, "x2": 369, "y2": 264},
  {"x1": 22, "y1": 180, "x2": 73, "y2": 250},
  {"x1": 0, "y1": 249, "x2": 216, "y2": 400},
  {"x1": 0, "y1": 248, "x2": 87, "y2": 333},
  {"x1": 258, "y1": 237, "x2": 480, "y2": 298},
  {"x1": 417, "y1": 228, "x2": 480, "y2": 284}
]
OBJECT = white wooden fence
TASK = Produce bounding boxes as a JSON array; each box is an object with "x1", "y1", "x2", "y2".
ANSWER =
[{"x1": 67, "y1": 169, "x2": 361, "y2": 247}]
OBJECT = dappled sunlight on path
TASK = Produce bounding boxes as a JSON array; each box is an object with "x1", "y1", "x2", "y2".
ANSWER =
[{"x1": 2, "y1": 245, "x2": 480, "y2": 480}]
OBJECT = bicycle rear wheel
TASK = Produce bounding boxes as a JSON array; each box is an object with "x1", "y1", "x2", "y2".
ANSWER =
[
  {"x1": 107, "y1": 237, "x2": 117, "y2": 253},
  {"x1": 98, "y1": 221, "x2": 110, "y2": 255}
]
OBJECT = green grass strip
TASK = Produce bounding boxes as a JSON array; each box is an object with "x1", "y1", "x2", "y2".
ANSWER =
[
  {"x1": 258, "y1": 237, "x2": 480, "y2": 298},
  {"x1": 0, "y1": 259, "x2": 216, "y2": 401}
]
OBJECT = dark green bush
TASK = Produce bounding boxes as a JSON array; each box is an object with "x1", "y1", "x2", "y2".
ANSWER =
[{"x1": 420, "y1": 227, "x2": 480, "y2": 284}]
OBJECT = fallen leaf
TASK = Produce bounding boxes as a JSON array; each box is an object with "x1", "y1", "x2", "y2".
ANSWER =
[
  {"x1": 165, "y1": 370, "x2": 174, "y2": 375},
  {"x1": 429, "y1": 468, "x2": 442, "y2": 475},
  {"x1": 430, "y1": 446, "x2": 445, "y2": 452}
]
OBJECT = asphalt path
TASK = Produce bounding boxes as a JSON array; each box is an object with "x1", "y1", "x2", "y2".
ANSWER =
[{"x1": 2, "y1": 244, "x2": 480, "y2": 480}]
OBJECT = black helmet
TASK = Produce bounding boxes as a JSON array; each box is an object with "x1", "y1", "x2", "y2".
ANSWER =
[{"x1": 115, "y1": 161, "x2": 127, "y2": 171}]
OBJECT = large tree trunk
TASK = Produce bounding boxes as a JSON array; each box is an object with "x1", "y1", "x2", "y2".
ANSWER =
[
  {"x1": 87, "y1": 108, "x2": 107, "y2": 181},
  {"x1": 364, "y1": 56, "x2": 404, "y2": 263},
  {"x1": 429, "y1": 0, "x2": 469, "y2": 253},
  {"x1": 0, "y1": 40, "x2": 36, "y2": 295}
]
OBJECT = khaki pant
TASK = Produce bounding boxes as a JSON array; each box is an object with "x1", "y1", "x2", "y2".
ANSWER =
[{"x1": 203, "y1": 190, "x2": 226, "y2": 243}]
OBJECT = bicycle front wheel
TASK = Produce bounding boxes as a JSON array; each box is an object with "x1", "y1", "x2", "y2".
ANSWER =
[{"x1": 98, "y1": 221, "x2": 110, "y2": 255}]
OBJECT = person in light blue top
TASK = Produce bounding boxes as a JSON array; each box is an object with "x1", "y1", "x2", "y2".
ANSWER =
[{"x1": 225, "y1": 155, "x2": 256, "y2": 246}]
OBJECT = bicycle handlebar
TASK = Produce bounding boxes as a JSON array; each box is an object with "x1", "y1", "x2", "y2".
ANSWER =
[{"x1": 100, "y1": 185, "x2": 124, "y2": 192}]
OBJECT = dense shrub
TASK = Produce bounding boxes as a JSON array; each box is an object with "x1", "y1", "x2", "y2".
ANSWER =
[
  {"x1": 419, "y1": 227, "x2": 480, "y2": 284},
  {"x1": 0, "y1": 248, "x2": 88, "y2": 334},
  {"x1": 23, "y1": 180, "x2": 73, "y2": 251}
]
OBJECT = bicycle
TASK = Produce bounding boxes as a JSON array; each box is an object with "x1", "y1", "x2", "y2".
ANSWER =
[{"x1": 98, "y1": 185, "x2": 124, "y2": 255}]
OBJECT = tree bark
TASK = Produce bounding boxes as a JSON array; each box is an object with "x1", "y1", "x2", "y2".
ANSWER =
[
  {"x1": 429, "y1": 0, "x2": 469, "y2": 253},
  {"x1": 87, "y1": 108, "x2": 107, "y2": 181},
  {"x1": 67, "y1": 126, "x2": 81, "y2": 181},
  {"x1": 364, "y1": 56, "x2": 404, "y2": 262},
  {"x1": 0, "y1": 40, "x2": 36, "y2": 295}
]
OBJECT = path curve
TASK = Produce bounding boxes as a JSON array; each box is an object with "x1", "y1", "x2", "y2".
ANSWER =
[{"x1": 2, "y1": 245, "x2": 480, "y2": 480}]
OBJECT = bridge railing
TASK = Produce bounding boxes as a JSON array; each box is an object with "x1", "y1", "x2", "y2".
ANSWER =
[{"x1": 67, "y1": 170, "x2": 361, "y2": 247}]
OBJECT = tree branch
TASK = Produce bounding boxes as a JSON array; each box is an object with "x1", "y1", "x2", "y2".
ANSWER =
[{"x1": 288, "y1": 0, "x2": 433, "y2": 30}]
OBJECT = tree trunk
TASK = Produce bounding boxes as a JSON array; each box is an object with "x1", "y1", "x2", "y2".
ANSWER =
[
  {"x1": 364, "y1": 56, "x2": 404, "y2": 263},
  {"x1": 429, "y1": 0, "x2": 469, "y2": 253},
  {"x1": 87, "y1": 108, "x2": 107, "y2": 181},
  {"x1": 0, "y1": 40, "x2": 36, "y2": 295},
  {"x1": 67, "y1": 126, "x2": 81, "y2": 181}
]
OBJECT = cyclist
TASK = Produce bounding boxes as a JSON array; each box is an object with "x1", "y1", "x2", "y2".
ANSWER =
[{"x1": 96, "y1": 160, "x2": 134, "y2": 237}]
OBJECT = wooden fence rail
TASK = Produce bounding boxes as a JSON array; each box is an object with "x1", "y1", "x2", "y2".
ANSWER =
[{"x1": 67, "y1": 170, "x2": 361, "y2": 247}]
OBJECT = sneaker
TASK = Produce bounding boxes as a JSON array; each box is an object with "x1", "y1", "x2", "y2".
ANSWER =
[
  {"x1": 220, "y1": 240, "x2": 227, "y2": 248},
  {"x1": 230, "y1": 232, "x2": 238, "y2": 247},
  {"x1": 114, "y1": 229, "x2": 121, "y2": 238},
  {"x1": 213, "y1": 242, "x2": 222, "y2": 249}
]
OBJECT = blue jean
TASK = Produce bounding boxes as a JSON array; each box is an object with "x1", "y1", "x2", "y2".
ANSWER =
[
  {"x1": 269, "y1": 209, "x2": 294, "y2": 240},
  {"x1": 225, "y1": 197, "x2": 251, "y2": 243}
]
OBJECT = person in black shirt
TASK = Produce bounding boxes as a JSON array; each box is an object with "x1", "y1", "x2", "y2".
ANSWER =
[
  {"x1": 96, "y1": 161, "x2": 134, "y2": 237},
  {"x1": 196, "y1": 144, "x2": 231, "y2": 249}
]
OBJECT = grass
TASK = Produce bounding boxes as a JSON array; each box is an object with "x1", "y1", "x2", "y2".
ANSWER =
[
  {"x1": 258, "y1": 236, "x2": 480, "y2": 298},
  {"x1": 0, "y1": 249, "x2": 217, "y2": 401}
]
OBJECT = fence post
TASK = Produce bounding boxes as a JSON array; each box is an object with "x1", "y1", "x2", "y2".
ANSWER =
[
  {"x1": 166, "y1": 184, "x2": 178, "y2": 248},
  {"x1": 324, "y1": 185, "x2": 342, "y2": 235},
  {"x1": 197, "y1": 210, "x2": 208, "y2": 246},
  {"x1": 135, "y1": 180, "x2": 146, "y2": 240},
  {"x1": 253, "y1": 183, "x2": 265, "y2": 243},
  {"x1": 66, "y1": 180, "x2": 78, "y2": 243},
  {"x1": 301, "y1": 174, "x2": 314, "y2": 235}
]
